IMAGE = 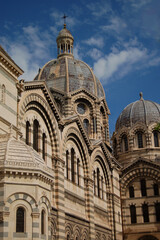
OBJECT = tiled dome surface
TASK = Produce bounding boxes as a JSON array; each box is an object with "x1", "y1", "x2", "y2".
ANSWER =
[
  {"x1": 116, "y1": 98, "x2": 160, "y2": 130},
  {"x1": 36, "y1": 58, "x2": 105, "y2": 98}
]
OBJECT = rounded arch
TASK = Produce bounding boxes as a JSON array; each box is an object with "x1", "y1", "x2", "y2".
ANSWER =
[
  {"x1": 81, "y1": 228, "x2": 89, "y2": 240},
  {"x1": 73, "y1": 225, "x2": 81, "y2": 239},
  {"x1": 38, "y1": 196, "x2": 51, "y2": 214},
  {"x1": 63, "y1": 127, "x2": 90, "y2": 178},
  {"x1": 5, "y1": 193, "x2": 37, "y2": 212},
  {"x1": 19, "y1": 92, "x2": 60, "y2": 155},
  {"x1": 73, "y1": 95, "x2": 95, "y2": 113},
  {"x1": 91, "y1": 149, "x2": 111, "y2": 187},
  {"x1": 65, "y1": 223, "x2": 73, "y2": 239},
  {"x1": 121, "y1": 167, "x2": 160, "y2": 197}
]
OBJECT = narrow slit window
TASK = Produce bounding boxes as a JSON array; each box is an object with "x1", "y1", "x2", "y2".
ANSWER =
[
  {"x1": 33, "y1": 119, "x2": 39, "y2": 151},
  {"x1": 129, "y1": 186, "x2": 135, "y2": 198},
  {"x1": 130, "y1": 205, "x2": 137, "y2": 223},
  {"x1": 141, "y1": 179, "x2": 147, "y2": 196},
  {"x1": 154, "y1": 131, "x2": 159, "y2": 147},
  {"x1": 42, "y1": 133, "x2": 46, "y2": 161},
  {"x1": 41, "y1": 210, "x2": 45, "y2": 234},
  {"x1": 71, "y1": 148, "x2": 75, "y2": 183},
  {"x1": 26, "y1": 121, "x2": 30, "y2": 145},
  {"x1": 142, "y1": 204, "x2": 149, "y2": 222},
  {"x1": 154, "y1": 183, "x2": 159, "y2": 196},
  {"x1": 137, "y1": 131, "x2": 143, "y2": 148},
  {"x1": 16, "y1": 207, "x2": 25, "y2": 232}
]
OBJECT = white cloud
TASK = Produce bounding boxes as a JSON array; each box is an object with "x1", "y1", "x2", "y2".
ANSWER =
[
  {"x1": 93, "y1": 46, "x2": 147, "y2": 83},
  {"x1": 102, "y1": 16, "x2": 127, "y2": 34},
  {"x1": 87, "y1": 1, "x2": 112, "y2": 17},
  {"x1": 1, "y1": 25, "x2": 55, "y2": 81},
  {"x1": 84, "y1": 37, "x2": 104, "y2": 48},
  {"x1": 74, "y1": 44, "x2": 83, "y2": 60},
  {"x1": 88, "y1": 48, "x2": 102, "y2": 60},
  {"x1": 130, "y1": 0, "x2": 152, "y2": 9}
]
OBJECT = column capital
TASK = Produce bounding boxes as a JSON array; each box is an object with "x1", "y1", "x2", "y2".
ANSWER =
[{"x1": 53, "y1": 156, "x2": 65, "y2": 170}]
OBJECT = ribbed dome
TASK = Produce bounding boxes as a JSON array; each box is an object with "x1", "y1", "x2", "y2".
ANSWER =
[
  {"x1": 116, "y1": 94, "x2": 160, "y2": 131},
  {"x1": 56, "y1": 24, "x2": 74, "y2": 41},
  {"x1": 36, "y1": 58, "x2": 105, "y2": 98},
  {"x1": 0, "y1": 136, "x2": 53, "y2": 176}
]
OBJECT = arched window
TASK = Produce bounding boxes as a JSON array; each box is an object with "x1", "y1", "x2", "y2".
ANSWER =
[
  {"x1": 97, "y1": 168, "x2": 100, "y2": 198},
  {"x1": 42, "y1": 133, "x2": 46, "y2": 161},
  {"x1": 26, "y1": 121, "x2": 30, "y2": 145},
  {"x1": 66, "y1": 150, "x2": 69, "y2": 179},
  {"x1": 101, "y1": 176, "x2": 103, "y2": 199},
  {"x1": 142, "y1": 204, "x2": 149, "y2": 222},
  {"x1": 77, "y1": 158, "x2": 80, "y2": 185},
  {"x1": 16, "y1": 207, "x2": 25, "y2": 232},
  {"x1": 141, "y1": 179, "x2": 147, "y2": 196},
  {"x1": 130, "y1": 205, "x2": 137, "y2": 223},
  {"x1": 113, "y1": 138, "x2": 117, "y2": 157},
  {"x1": 129, "y1": 186, "x2": 135, "y2": 198},
  {"x1": 93, "y1": 170, "x2": 96, "y2": 195},
  {"x1": 1, "y1": 84, "x2": 6, "y2": 103},
  {"x1": 153, "y1": 131, "x2": 159, "y2": 147},
  {"x1": 33, "y1": 119, "x2": 39, "y2": 151},
  {"x1": 71, "y1": 148, "x2": 75, "y2": 183},
  {"x1": 67, "y1": 235, "x2": 70, "y2": 240},
  {"x1": 121, "y1": 134, "x2": 128, "y2": 152},
  {"x1": 153, "y1": 183, "x2": 159, "y2": 196},
  {"x1": 137, "y1": 131, "x2": 143, "y2": 148},
  {"x1": 155, "y1": 202, "x2": 160, "y2": 222},
  {"x1": 41, "y1": 210, "x2": 45, "y2": 234},
  {"x1": 83, "y1": 119, "x2": 90, "y2": 135}
]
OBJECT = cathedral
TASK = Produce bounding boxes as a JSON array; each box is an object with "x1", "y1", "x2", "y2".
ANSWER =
[{"x1": 0, "y1": 23, "x2": 160, "y2": 240}]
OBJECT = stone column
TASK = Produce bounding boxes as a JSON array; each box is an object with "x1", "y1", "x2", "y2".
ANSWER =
[
  {"x1": 53, "y1": 156, "x2": 65, "y2": 240},
  {"x1": 32, "y1": 212, "x2": 40, "y2": 239},
  {"x1": 84, "y1": 177, "x2": 95, "y2": 239}
]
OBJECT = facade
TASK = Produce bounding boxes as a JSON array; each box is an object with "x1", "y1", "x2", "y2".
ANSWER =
[{"x1": 0, "y1": 23, "x2": 160, "y2": 240}]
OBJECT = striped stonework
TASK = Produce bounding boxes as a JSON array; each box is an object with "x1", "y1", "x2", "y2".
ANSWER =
[
  {"x1": 84, "y1": 177, "x2": 95, "y2": 239},
  {"x1": 53, "y1": 156, "x2": 65, "y2": 240}
]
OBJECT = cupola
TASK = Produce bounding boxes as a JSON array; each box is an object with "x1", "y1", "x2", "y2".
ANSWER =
[{"x1": 56, "y1": 23, "x2": 74, "y2": 59}]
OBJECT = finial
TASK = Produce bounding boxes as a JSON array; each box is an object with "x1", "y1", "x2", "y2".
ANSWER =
[
  {"x1": 62, "y1": 14, "x2": 68, "y2": 28},
  {"x1": 139, "y1": 92, "x2": 143, "y2": 100}
]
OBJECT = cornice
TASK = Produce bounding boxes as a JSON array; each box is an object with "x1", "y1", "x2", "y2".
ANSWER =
[{"x1": 0, "y1": 46, "x2": 23, "y2": 78}]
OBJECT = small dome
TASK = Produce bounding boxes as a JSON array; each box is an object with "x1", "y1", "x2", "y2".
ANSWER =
[
  {"x1": 116, "y1": 93, "x2": 160, "y2": 130},
  {"x1": 0, "y1": 136, "x2": 53, "y2": 176},
  {"x1": 56, "y1": 24, "x2": 74, "y2": 41},
  {"x1": 37, "y1": 58, "x2": 105, "y2": 98}
]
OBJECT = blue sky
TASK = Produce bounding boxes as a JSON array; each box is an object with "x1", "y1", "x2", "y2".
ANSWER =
[{"x1": 1, "y1": 0, "x2": 160, "y2": 134}]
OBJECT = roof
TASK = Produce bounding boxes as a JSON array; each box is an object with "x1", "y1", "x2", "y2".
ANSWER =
[
  {"x1": 35, "y1": 57, "x2": 105, "y2": 98},
  {"x1": 116, "y1": 93, "x2": 160, "y2": 130},
  {"x1": 0, "y1": 135, "x2": 53, "y2": 178}
]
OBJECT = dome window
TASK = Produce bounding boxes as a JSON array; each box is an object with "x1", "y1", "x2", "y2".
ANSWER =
[
  {"x1": 77, "y1": 103, "x2": 86, "y2": 115},
  {"x1": 137, "y1": 131, "x2": 143, "y2": 148},
  {"x1": 153, "y1": 131, "x2": 159, "y2": 147},
  {"x1": 121, "y1": 134, "x2": 128, "y2": 152}
]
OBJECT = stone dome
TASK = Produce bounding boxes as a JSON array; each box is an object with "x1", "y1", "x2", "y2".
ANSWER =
[
  {"x1": 34, "y1": 24, "x2": 105, "y2": 99},
  {"x1": 56, "y1": 24, "x2": 74, "y2": 41},
  {"x1": 0, "y1": 135, "x2": 53, "y2": 176},
  {"x1": 36, "y1": 58, "x2": 105, "y2": 98},
  {"x1": 116, "y1": 93, "x2": 160, "y2": 131}
]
